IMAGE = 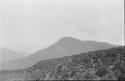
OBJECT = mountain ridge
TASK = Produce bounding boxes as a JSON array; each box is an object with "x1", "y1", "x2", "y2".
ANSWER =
[
  {"x1": 1, "y1": 37, "x2": 119, "y2": 70},
  {"x1": 0, "y1": 48, "x2": 24, "y2": 64}
]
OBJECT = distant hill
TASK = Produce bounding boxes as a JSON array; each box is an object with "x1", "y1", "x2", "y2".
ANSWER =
[
  {"x1": 1, "y1": 37, "x2": 118, "y2": 70},
  {"x1": 0, "y1": 48, "x2": 24, "y2": 66},
  {"x1": 0, "y1": 46, "x2": 124, "y2": 80}
]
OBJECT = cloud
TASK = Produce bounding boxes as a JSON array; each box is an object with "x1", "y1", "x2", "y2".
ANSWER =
[{"x1": 0, "y1": 0, "x2": 124, "y2": 54}]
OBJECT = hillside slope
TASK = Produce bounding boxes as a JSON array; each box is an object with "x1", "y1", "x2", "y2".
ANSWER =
[
  {"x1": 1, "y1": 37, "x2": 118, "y2": 70},
  {"x1": 0, "y1": 48, "x2": 24, "y2": 65},
  {"x1": 0, "y1": 46, "x2": 124, "y2": 80}
]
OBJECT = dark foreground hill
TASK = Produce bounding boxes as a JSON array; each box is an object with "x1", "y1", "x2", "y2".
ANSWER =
[
  {"x1": 1, "y1": 37, "x2": 117, "y2": 70},
  {"x1": 0, "y1": 46, "x2": 124, "y2": 80}
]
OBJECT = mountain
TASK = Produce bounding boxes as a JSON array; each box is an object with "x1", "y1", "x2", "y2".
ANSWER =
[
  {"x1": 0, "y1": 48, "x2": 24, "y2": 65},
  {"x1": 1, "y1": 37, "x2": 118, "y2": 70},
  {"x1": 0, "y1": 46, "x2": 124, "y2": 80}
]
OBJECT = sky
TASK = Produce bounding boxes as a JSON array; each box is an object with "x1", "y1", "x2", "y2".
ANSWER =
[{"x1": 0, "y1": 0, "x2": 124, "y2": 55}]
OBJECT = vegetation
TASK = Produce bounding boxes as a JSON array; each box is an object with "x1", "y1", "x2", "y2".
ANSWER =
[{"x1": 0, "y1": 46, "x2": 124, "y2": 80}]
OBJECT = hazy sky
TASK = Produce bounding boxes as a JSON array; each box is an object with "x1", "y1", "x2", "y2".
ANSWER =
[{"x1": 0, "y1": 0, "x2": 124, "y2": 55}]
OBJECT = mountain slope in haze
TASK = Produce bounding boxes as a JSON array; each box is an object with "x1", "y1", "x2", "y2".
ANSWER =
[
  {"x1": 0, "y1": 48, "x2": 24, "y2": 65},
  {"x1": 0, "y1": 46, "x2": 124, "y2": 80},
  {"x1": 1, "y1": 37, "x2": 118, "y2": 70}
]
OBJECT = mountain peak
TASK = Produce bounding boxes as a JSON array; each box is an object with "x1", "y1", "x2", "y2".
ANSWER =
[
  {"x1": 57, "y1": 37, "x2": 83, "y2": 44},
  {"x1": 60, "y1": 37, "x2": 80, "y2": 41},
  {"x1": 57, "y1": 37, "x2": 116, "y2": 46}
]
